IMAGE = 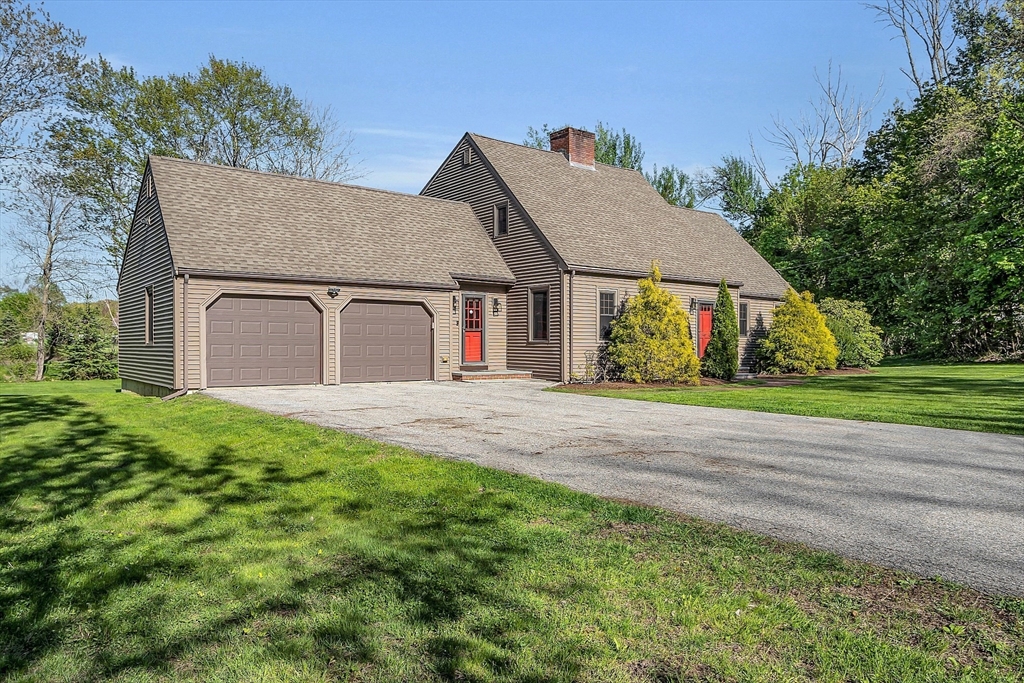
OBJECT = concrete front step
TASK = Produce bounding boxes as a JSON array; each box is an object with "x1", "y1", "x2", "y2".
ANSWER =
[{"x1": 452, "y1": 369, "x2": 533, "y2": 381}]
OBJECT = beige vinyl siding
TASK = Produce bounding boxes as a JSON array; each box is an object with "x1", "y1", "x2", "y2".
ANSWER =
[
  {"x1": 183, "y1": 277, "x2": 457, "y2": 387},
  {"x1": 740, "y1": 296, "x2": 777, "y2": 369},
  {"x1": 568, "y1": 273, "x2": 777, "y2": 377},
  {"x1": 454, "y1": 282, "x2": 507, "y2": 371},
  {"x1": 117, "y1": 166, "x2": 176, "y2": 392},
  {"x1": 422, "y1": 138, "x2": 562, "y2": 380}
]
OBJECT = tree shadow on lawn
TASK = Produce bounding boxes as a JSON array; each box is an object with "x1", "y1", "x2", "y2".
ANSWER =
[{"x1": 0, "y1": 393, "x2": 572, "y2": 680}]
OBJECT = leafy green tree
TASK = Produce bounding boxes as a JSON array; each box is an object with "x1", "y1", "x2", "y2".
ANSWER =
[
  {"x1": 0, "y1": 289, "x2": 36, "y2": 345},
  {"x1": 818, "y1": 298, "x2": 884, "y2": 368},
  {"x1": 49, "y1": 55, "x2": 359, "y2": 279},
  {"x1": 607, "y1": 262, "x2": 701, "y2": 384},
  {"x1": 756, "y1": 289, "x2": 838, "y2": 374},
  {"x1": 645, "y1": 164, "x2": 699, "y2": 207},
  {"x1": 55, "y1": 301, "x2": 117, "y2": 380},
  {"x1": 701, "y1": 280, "x2": 740, "y2": 380},
  {"x1": 0, "y1": 0, "x2": 84, "y2": 166},
  {"x1": 593, "y1": 122, "x2": 644, "y2": 169},
  {"x1": 700, "y1": 155, "x2": 764, "y2": 232}
]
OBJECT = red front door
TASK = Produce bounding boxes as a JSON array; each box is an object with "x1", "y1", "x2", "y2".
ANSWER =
[
  {"x1": 698, "y1": 303, "x2": 714, "y2": 357},
  {"x1": 463, "y1": 297, "x2": 483, "y2": 363}
]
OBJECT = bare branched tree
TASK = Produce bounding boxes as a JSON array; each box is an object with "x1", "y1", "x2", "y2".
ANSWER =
[
  {"x1": 762, "y1": 62, "x2": 882, "y2": 168},
  {"x1": 866, "y1": 0, "x2": 977, "y2": 97},
  {"x1": 0, "y1": 0, "x2": 83, "y2": 166},
  {"x1": 268, "y1": 104, "x2": 363, "y2": 183},
  {"x1": 10, "y1": 171, "x2": 90, "y2": 379}
]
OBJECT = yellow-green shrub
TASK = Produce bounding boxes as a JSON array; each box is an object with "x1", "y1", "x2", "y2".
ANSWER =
[
  {"x1": 607, "y1": 263, "x2": 701, "y2": 384},
  {"x1": 755, "y1": 289, "x2": 839, "y2": 374}
]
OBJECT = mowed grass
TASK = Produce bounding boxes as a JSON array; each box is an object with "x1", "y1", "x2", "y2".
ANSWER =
[
  {"x1": 1, "y1": 381, "x2": 1022, "y2": 682},
  {"x1": 554, "y1": 362, "x2": 1024, "y2": 435}
]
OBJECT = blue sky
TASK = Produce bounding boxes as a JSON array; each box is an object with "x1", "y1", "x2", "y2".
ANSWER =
[
  {"x1": 49, "y1": 0, "x2": 913, "y2": 192},
  {"x1": 2, "y1": 0, "x2": 916, "y2": 293}
]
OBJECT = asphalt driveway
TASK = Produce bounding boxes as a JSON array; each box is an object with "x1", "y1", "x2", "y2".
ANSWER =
[{"x1": 207, "y1": 380, "x2": 1024, "y2": 596}]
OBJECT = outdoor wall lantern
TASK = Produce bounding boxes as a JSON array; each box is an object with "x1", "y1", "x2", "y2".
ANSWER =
[
  {"x1": 327, "y1": 287, "x2": 340, "y2": 298},
  {"x1": 453, "y1": 295, "x2": 459, "y2": 312},
  {"x1": 492, "y1": 297, "x2": 502, "y2": 316},
  {"x1": 689, "y1": 297, "x2": 696, "y2": 314}
]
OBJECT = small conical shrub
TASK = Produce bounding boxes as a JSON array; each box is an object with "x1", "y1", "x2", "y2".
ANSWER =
[
  {"x1": 701, "y1": 279, "x2": 740, "y2": 380},
  {"x1": 755, "y1": 289, "x2": 838, "y2": 375},
  {"x1": 607, "y1": 262, "x2": 700, "y2": 384}
]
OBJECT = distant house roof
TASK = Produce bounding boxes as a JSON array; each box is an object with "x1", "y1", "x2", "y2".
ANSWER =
[
  {"x1": 467, "y1": 134, "x2": 790, "y2": 298},
  {"x1": 148, "y1": 156, "x2": 514, "y2": 289}
]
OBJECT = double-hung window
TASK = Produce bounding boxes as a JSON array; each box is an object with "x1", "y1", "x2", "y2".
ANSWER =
[
  {"x1": 599, "y1": 291, "x2": 616, "y2": 340},
  {"x1": 739, "y1": 302, "x2": 749, "y2": 336}
]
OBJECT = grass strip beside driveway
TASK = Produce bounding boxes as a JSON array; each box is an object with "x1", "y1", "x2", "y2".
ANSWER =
[
  {"x1": 553, "y1": 362, "x2": 1024, "y2": 435},
  {"x1": 1, "y1": 380, "x2": 1022, "y2": 682}
]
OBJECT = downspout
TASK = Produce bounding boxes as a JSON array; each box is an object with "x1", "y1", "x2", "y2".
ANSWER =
[
  {"x1": 162, "y1": 273, "x2": 189, "y2": 401},
  {"x1": 183, "y1": 273, "x2": 189, "y2": 391},
  {"x1": 568, "y1": 269, "x2": 574, "y2": 383}
]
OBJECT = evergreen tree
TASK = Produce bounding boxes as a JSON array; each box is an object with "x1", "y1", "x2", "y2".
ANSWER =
[
  {"x1": 56, "y1": 303, "x2": 117, "y2": 380},
  {"x1": 607, "y1": 262, "x2": 701, "y2": 384},
  {"x1": 756, "y1": 289, "x2": 839, "y2": 375},
  {"x1": 701, "y1": 280, "x2": 740, "y2": 380}
]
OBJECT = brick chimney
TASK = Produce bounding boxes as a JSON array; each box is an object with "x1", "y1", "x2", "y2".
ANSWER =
[{"x1": 549, "y1": 127, "x2": 595, "y2": 169}]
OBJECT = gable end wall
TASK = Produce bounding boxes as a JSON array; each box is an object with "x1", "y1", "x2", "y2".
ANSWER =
[
  {"x1": 117, "y1": 166, "x2": 177, "y2": 392},
  {"x1": 422, "y1": 138, "x2": 563, "y2": 381}
]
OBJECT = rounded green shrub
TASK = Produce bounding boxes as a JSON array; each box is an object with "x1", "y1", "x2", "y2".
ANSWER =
[
  {"x1": 755, "y1": 289, "x2": 838, "y2": 375},
  {"x1": 701, "y1": 279, "x2": 740, "y2": 380},
  {"x1": 0, "y1": 342, "x2": 36, "y2": 381},
  {"x1": 607, "y1": 263, "x2": 701, "y2": 384},
  {"x1": 818, "y1": 298, "x2": 884, "y2": 368}
]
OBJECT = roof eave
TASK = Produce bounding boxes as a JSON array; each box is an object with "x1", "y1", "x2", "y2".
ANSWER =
[
  {"x1": 566, "y1": 264, "x2": 743, "y2": 289},
  {"x1": 176, "y1": 268, "x2": 460, "y2": 291}
]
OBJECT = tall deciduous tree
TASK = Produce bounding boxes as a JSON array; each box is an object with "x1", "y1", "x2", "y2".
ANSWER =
[
  {"x1": 644, "y1": 164, "x2": 700, "y2": 207},
  {"x1": 48, "y1": 55, "x2": 360, "y2": 281},
  {"x1": 0, "y1": 0, "x2": 83, "y2": 167},
  {"x1": 9, "y1": 171, "x2": 89, "y2": 379}
]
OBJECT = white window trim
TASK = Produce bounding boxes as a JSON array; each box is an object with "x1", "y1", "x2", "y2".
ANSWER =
[{"x1": 597, "y1": 289, "x2": 617, "y2": 342}]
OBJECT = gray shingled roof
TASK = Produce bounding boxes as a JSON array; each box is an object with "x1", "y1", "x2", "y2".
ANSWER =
[
  {"x1": 149, "y1": 156, "x2": 513, "y2": 288},
  {"x1": 469, "y1": 134, "x2": 790, "y2": 298}
]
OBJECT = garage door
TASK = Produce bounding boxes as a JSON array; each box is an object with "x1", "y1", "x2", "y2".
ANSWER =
[
  {"x1": 206, "y1": 295, "x2": 321, "y2": 387},
  {"x1": 340, "y1": 301, "x2": 431, "y2": 382}
]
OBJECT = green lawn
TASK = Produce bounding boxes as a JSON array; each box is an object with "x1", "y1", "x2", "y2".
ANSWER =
[
  {"x1": 1, "y1": 381, "x2": 1021, "y2": 682},
  {"x1": 554, "y1": 362, "x2": 1024, "y2": 435}
]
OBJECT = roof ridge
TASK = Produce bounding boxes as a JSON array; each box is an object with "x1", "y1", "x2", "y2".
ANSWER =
[
  {"x1": 467, "y1": 134, "x2": 649, "y2": 176},
  {"x1": 148, "y1": 155, "x2": 472, "y2": 208}
]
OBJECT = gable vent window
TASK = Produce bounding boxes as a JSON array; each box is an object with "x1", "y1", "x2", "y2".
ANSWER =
[
  {"x1": 599, "y1": 291, "x2": 617, "y2": 340},
  {"x1": 144, "y1": 286, "x2": 155, "y2": 345},
  {"x1": 494, "y1": 204, "x2": 508, "y2": 237},
  {"x1": 462, "y1": 148, "x2": 471, "y2": 166},
  {"x1": 739, "y1": 302, "x2": 749, "y2": 336}
]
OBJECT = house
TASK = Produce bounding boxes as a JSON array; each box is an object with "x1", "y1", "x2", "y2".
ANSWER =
[
  {"x1": 118, "y1": 156, "x2": 516, "y2": 397},
  {"x1": 420, "y1": 127, "x2": 789, "y2": 381},
  {"x1": 118, "y1": 128, "x2": 789, "y2": 395}
]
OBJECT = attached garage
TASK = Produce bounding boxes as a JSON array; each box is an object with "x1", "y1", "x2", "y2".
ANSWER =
[
  {"x1": 340, "y1": 301, "x2": 431, "y2": 382},
  {"x1": 118, "y1": 156, "x2": 514, "y2": 396},
  {"x1": 206, "y1": 295, "x2": 321, "y2": 387}
]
